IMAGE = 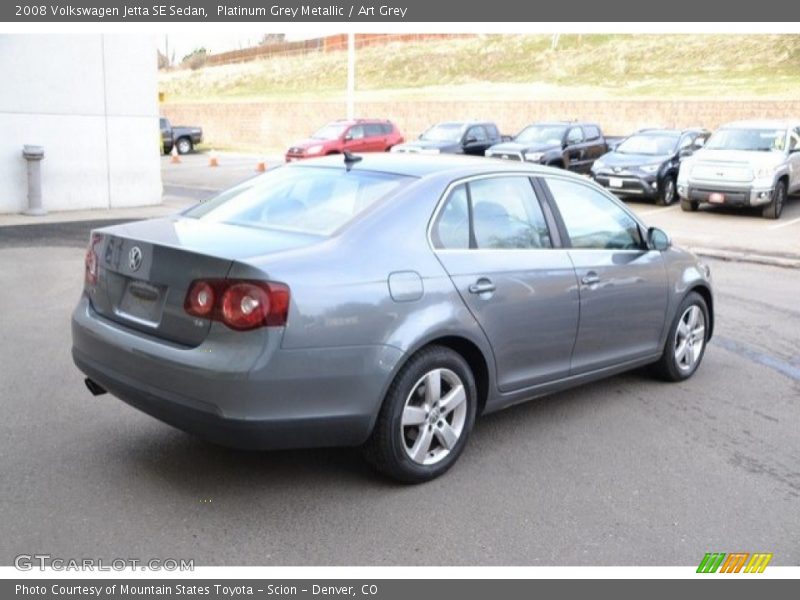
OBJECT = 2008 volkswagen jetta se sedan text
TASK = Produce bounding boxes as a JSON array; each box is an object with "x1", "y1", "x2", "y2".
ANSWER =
[{"x1": 72, "y1": 153, "x2": 714, "y2": 483}]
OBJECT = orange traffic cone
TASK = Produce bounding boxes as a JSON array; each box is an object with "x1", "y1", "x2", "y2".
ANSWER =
[
  {"x1": 208, "y1": 150, "x2": 219, "y2": 167},
  {"x1": 255, "y1": 158, "x2": 266, "y2": 172},
  {"x1": 170, "y1": 145, "x2": 181, "y2": 164}
]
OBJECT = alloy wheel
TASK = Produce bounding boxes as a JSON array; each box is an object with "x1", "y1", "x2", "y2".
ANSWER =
[
  {"x1": 400, "y1": 368, "x2": 468, "y2": 466},
  {"x1": 674, "y1": 305, "x2": 706, "y2": 373}
]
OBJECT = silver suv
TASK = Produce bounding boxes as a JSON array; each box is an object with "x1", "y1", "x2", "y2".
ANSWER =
[{"x1": 677, "y1": 120, "x2": 800, "y2": 219}]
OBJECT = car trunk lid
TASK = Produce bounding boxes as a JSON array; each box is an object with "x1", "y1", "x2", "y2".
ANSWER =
[{"x1": 88, "y1": 217, "x2": 320, "y2": 347}]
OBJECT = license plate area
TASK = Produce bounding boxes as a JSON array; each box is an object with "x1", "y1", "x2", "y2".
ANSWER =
[
  {"x1": 708, "y1": 192, "x2": 725, "y2": 204},
  {"x1": 609, "y1": 177, "x2": 624, "y2": 188},
  {"x1": 115, "y1": 279, "x2": 166, "y2": 326}
]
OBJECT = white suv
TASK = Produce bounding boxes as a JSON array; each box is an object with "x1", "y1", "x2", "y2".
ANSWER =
[{"x1": 677, "y1": 120, "x2": 800, "y2": 219}]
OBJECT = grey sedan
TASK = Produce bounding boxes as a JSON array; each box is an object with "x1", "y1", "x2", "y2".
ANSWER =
[{"x1": 72, "y1": 154, "x2": 714, "y2": 483}]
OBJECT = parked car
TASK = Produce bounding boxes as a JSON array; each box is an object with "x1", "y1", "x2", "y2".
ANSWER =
[
  {"x1": 592, "y1": 128, "x2": 710, "y2": 206},
  {"x1": 72, "y1": 154, "x2": 713, "y2": 483},
  {"x1": 678, "y1": 120, "x2": 800, "y2": 219},
  {"x1": 160, "y1": 117, "x2": 203, "y2": 155},
  {"x1": 485, "y1": 121, "x2": 612, "y2": 173},
  {"x1": 285, "y1": 119, "x2": 404, "y2": 161},
  {"x1": 391, "y1": 121, "x2": 504, "y2": 155}
]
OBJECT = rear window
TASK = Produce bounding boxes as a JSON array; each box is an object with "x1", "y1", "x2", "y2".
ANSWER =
[{"x1": 185, "y1": 166, "x2": 412, "y2": 236}]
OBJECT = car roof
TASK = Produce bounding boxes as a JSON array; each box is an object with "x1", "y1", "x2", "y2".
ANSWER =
[
  {"x1": 719, "y1": 120, "x2": 800, "y2": 130},
  {"x1": 435, "y1": 121, "x2": 496, "y2": 127},
  {"x1": 284, "y1": 152, "x2": 587, "y2": 180},
  {"x1": 331, "y1": 118, "x2": 393, "y2": 125}
]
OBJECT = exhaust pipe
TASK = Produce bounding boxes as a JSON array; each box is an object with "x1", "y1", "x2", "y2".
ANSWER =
[{"x1": 84, "y1": 378, "x2": 107, "y2": 396}]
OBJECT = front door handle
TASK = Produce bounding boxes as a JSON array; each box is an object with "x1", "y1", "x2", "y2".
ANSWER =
[
  {"x1": 468, "y1": 278, "x2": 496, "y2": 295},
  {"x1": 581, "y1": 271, "x2": 600, "y2": 285}
]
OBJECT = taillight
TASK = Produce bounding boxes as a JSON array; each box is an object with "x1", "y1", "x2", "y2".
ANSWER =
[
  {"x1": 184, "y1": 279, "x2": 290, "y2": 331},
  {"x1": 84, "y1": 233, "x2": 103, "y2": 285}
]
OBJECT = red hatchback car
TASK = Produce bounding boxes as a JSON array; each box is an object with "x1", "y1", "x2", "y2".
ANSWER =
[{"x1": 285, "y1": 119, "x2": 404, "y2": 161}]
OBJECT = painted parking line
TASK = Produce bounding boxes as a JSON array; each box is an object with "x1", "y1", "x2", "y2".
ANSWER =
[
  {"x1": 767, "y1": 215, "x2": 800, "y2": 230},
  {"x1": 635, "y1": 206, "x2": 679, "y2": 216}
]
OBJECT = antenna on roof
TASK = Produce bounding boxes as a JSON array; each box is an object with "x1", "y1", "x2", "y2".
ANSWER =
[{"x1": 343, "y1": 151, "x2": 362, "y2": 171}]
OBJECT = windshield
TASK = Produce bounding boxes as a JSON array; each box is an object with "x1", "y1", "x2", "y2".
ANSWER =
[
  {"x1": 311, "y1": 123, "x2": 349, "y2": 140},
  {"x1": 616, "y1": 134, "x2": 679, "y2": 156},
  {"x1": 705, "y1": 128, "x2": 786, "y2": 152},
  {"x1": 515, "y1": 125, "x2": 567, "y2": 145},
  {"x1": 184, "y1": 167, "x2": 412, "y2": 236},
  {"x1": 421, "y1": 123, "x2": 464, "y2": 142}
]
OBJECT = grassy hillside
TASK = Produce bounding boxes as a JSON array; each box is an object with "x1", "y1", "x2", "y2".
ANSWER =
[{"x1": 159, "y1": 34, "x2": 800, "y2": 102}]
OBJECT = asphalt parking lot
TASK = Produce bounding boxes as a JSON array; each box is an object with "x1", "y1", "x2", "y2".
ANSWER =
[{"x1": 1, "y1": 153, "x2": 798, "y2": 566}]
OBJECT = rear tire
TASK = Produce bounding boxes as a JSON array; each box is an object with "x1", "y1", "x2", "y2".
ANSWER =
[
  {"x1": 176, "y1": 137, "x2": 193, "y2": 155},
  {"x1": 656, "y1": 176, "x2": 677, "y2": 206},
  {"x1": 362, "y1": 346, "x2": 477, "y2": 483},
  {"x1": 762, "y1": 180, "x2": 786, "y2": 220},
  {"x1": 680, "y1": 198, "x2": 698, "y2": 212},
  {"x1": 650, "y1": 291, "x2": 709, "y2": 382}
]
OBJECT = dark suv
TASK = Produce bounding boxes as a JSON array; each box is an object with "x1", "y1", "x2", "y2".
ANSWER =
[
  {"x1": 592, "y1": 128, "x2": 710, "y2": 206},
  {"x1": 285, "y1": 119, "x2": 404, "y2": 161},
  {"x1": 486, "y1": 121, "x2": 611, "y2": 173},
  {"x1": 391, "y1": 121, "x2": 504, "y2": 155}
]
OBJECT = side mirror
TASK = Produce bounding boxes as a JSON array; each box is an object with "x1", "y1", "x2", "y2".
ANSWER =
[
  {"x1": 647, "y1": 227, "x2": 671, "y2": 251},
  {"x1": 343, "y1": 134, "x2": 353, "y2": 141},
  {"x1": 464, "y1": 136, "x2": 478, "y2": 145},
  {"x1": 679, "y1": 148, "x2": 694, "y2": 158}
]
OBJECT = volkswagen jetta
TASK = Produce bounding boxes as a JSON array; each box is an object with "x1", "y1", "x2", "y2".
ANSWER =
[{"x1": 72, "y1": 154, "x2": 713, "y2": 483}]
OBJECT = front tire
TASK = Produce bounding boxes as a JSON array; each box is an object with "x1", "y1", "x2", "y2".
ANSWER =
[
  {"x1": 762, "y1": 180, "x2": 786, "y2": 220},
  {"x1": 363, "y1": 346, "x2": 477, "y2": 483},
  {"x1": 651, "y1": 291, "x2": 709, "y2": 382},
  {"x1": 656, "y1": 176, "x2": 677, "y2": 206}
]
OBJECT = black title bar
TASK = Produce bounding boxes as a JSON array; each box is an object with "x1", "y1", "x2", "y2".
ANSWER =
[{"x1": 4, "y1": 0, "x2": 800, "y2": 22}]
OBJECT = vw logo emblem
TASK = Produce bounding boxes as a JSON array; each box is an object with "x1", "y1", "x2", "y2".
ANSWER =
[{"x1": 128, "y1": 246, "x2": 143, "y2": 272}]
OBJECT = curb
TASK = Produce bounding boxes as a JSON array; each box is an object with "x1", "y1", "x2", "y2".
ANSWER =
[{"x1": 688, "y1": 246, "x2": 800, "y2": 269}]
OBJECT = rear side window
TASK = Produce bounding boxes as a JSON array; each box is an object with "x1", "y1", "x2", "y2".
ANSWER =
[
  {"x1": 431, "y1": 177, "x2": 552, "y2": 250},
  {"x1": 365, "y1": 124, "x2": 384, "y2": 137},
  {"x1": 381, "y1": 123, "x2": 393, "y2": 134},
  {"x1": 545, "y1": 178, "x2": 643, "y2": 250},
  {"x1": 185, "y1": 167, "x2": 411, "y2": 236},
  {"x1": 584, "y1": 125, "x2": 601, "y2": 140},
  {"x1": 431, "y1": 185, "x2": 470, "y2": 249},
  {"x1": 485, "y1": 124, "x2": 500, "y2": 138}
]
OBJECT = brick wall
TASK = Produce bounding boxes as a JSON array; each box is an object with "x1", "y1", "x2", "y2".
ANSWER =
[{"x1": 161, "y1": 99, "x2": 800, "y2": 153}]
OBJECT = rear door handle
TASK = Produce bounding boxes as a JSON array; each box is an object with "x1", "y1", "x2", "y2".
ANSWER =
[
  {"x1": 581, "y1": 271, "x2": 600, "y2": 285},
  {"x1": 468, "y1": 279, "x2": 496, "y2": 295}
]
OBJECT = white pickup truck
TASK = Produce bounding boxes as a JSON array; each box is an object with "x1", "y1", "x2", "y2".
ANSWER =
[{"x1": 677, "y1": 120, "x2": 800, "y2": 219}]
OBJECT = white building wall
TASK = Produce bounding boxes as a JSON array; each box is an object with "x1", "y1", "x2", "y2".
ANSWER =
[{"x1": 0, "y1": 34, "x2": 162, "y2": 214}]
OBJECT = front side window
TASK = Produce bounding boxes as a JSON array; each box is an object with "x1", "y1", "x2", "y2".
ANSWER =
[
  {"x1": 467, "y1": 126, "x2": 488, "y2": 142},
  {"x1": 185, "y1": 167, "x2": 411, "y2": 236},
  {"x1": 431, "y1": 177, "x2": 551, "y2": 250},
  {"x1": 566, "y1": 127, "x2": 584, "y2": 145},
  {"x1": 546, "y1": 178, "x2": 643, "y2": 250},
  {"x1": 348, "y1": 125, "x2": 365, "y2": 140}
]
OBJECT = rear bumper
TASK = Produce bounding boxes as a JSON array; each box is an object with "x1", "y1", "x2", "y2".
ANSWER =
[{"x1": 71, "y1": 295, "x2": 403, "y2": 450}]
